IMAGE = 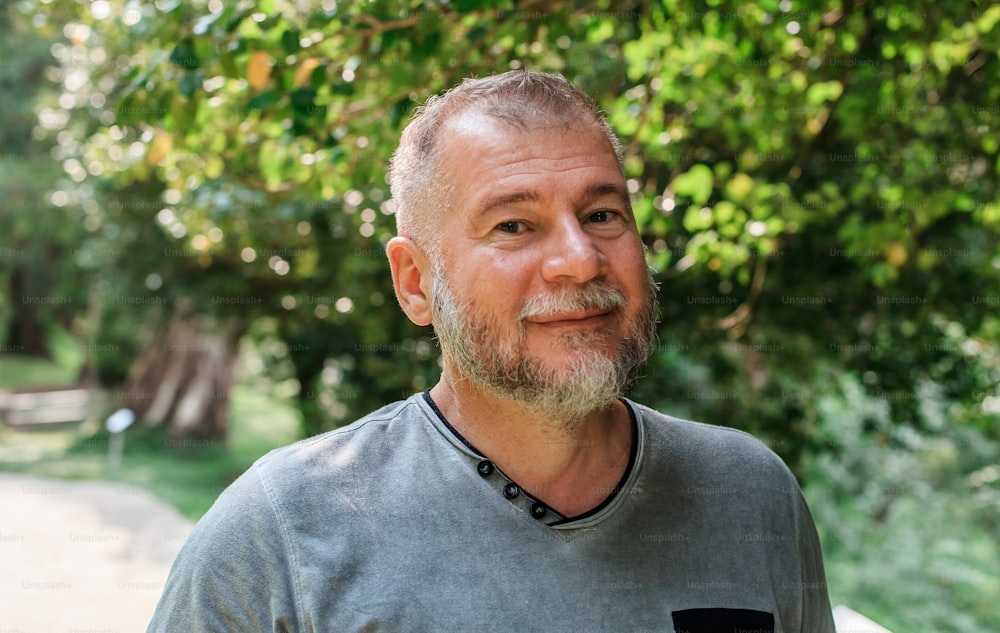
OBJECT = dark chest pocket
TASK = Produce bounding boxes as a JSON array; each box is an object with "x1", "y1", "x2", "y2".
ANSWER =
[{"x1": 672, "y1": 608, "x2": 775, "y2": 633}]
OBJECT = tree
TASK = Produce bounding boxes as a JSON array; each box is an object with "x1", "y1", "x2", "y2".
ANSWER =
[
  {"x1": 0, "y1": 3, "x2": 84, "y2": 363},
  {"x1": 26, "y1": 0, "x2": 1000, "y2": 442}
]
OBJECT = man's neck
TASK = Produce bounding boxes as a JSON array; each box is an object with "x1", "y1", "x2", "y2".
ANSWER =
[{"x1": 428, "y1": 372, "x2": 633, "y2": 518}]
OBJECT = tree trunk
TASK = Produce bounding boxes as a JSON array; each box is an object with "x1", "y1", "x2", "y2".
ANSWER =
[
  {"x1": 74, "y1": 281, "x2": 105, "y2": 387},
  {"x1": 6, "y1": 267, "x2": 51, "y2": 357},
  {"x1": 121, "y1": 312, "x2": 242, "y2": 441}
]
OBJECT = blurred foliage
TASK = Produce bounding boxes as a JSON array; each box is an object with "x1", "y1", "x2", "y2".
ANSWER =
[
  {"x1": 0, "y1": 2, "x2": 84, "y2": 360},
  {"x1": 3, "y1": 0, "x2": 999, "y2": 628},
  {"x1": 803, "y1": 373, "x2": 1000, "y2": 630}
]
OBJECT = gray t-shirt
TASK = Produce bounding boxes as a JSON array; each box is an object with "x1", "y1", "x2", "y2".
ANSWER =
[{"x1": 148, "y1": 393, "x2": 835, "y2": 632}]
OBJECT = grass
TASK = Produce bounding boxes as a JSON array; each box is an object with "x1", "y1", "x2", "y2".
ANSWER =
[
  {"x1": 0, "y1": 354, "x2": 79, "y2": 389},
  {"x1": 0, "y1": 354, "x2": 301, "y2": 520}
]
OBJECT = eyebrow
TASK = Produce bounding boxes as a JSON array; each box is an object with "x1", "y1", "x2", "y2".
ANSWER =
[
  {"x1": 583, "y1": 182, "x2": 631, "y2": 207},
  {"x1": 474, "y1": 182, "x2": 630, "y2": 218},
  {"x1": 475, "y1": 191, "x2": 542, "y2": 218}
]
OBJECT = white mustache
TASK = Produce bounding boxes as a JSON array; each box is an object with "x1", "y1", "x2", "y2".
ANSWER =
[{"x1": 518, "y1": 284, "x2": 627, "y2": 321}]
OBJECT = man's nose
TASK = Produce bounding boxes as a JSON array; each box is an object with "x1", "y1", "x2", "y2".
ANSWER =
[{"x1": 540, "y1": 217, "x2": 608, "y2": 284}]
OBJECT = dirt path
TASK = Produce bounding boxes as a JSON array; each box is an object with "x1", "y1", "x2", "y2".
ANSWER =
[{"x1": 0, "y1": 474, "x2": 193, "y2": 633}]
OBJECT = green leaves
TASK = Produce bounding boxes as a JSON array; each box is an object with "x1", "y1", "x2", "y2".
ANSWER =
[
  {"x1": 178, "y1": 70, "x2": 201, "y2": 97},
  {"x1": 724, "y1": 172, "x2": 755, "y2": 203},
  {"x1": 671, "y1": 164, "x2": 714, "y2": 205},
  {"x1": 280, "y1": 29, "x2": 301, "y2": 55},
  {"x1": 169, "y1": 37, "x2": 201, "y2": 69},
  {"x1": 192, "y1": 11, "x2": 223, "y2": 36},
  {"x1": 246, "y1": 89, "x2": 280, "y2": 111},
  {"x1": 805, "y1": 80, "x2": 844, "y2": 106}
]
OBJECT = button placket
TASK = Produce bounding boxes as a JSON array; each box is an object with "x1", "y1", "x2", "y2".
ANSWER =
[{"x1": 472, "y1": 456, "x2": 561, "y2": 524}]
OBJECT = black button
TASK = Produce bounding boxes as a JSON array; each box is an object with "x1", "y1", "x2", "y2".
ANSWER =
[
  {"x1": 503, "y1": 483, "x2": 520, "y2": 499},
  {"x1": 531, "y1": 502, "x2": 547, "y2": 519},
  {"x1": 477, "y1": 460, "x2": 494, "y2": 477}
]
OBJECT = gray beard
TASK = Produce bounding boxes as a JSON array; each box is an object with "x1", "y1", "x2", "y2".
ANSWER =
[{"x1": 430, "y1": 264, "x2": 658, "y2": 428}]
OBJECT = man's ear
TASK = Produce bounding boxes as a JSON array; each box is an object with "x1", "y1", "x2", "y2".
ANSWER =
[{"x1": 386, "y1": 236, "x2": 434, "y2": 327}]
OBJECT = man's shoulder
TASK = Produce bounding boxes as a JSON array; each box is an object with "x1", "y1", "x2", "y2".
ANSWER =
[
  {"x1": 632, "y1": 401, "x2": 775, "y2": 447},
  {"x1": 629, "y1": 400, "x2": 795, "y2": 484},
  {"x1": 256, "y1": 395, "x2": 425, "y2": 467},
  {"x1": 228, "y1": 395, "x2": 429, "y2": 502}
]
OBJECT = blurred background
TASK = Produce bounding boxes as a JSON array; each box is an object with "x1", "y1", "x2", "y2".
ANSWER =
[{"x1": 1, "y1": 0, "x2": 998, "y2": 631}]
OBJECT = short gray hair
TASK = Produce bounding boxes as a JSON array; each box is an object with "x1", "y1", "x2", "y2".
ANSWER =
[{"x1": 387, "y1": 70, "x2": 623, "y2": 255}]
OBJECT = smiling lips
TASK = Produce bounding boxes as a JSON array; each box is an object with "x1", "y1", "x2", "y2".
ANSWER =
[{"x1": 526, "y1": 310, "x2": 613, "y2": 327}]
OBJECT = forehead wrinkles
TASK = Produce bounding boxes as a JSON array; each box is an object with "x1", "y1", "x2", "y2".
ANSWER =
[{"x1": 439, "y1": 113, "x2": 617, "y2": 175}]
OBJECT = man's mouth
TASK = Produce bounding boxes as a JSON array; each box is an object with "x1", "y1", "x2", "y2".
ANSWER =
[{"x1": 526, "y1": 309, "x2": 613, "y2": 327}]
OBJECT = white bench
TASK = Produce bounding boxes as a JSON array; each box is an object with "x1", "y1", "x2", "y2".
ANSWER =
[{"x1": 0, "y1": 388, "x2": 107, "y2": 427}]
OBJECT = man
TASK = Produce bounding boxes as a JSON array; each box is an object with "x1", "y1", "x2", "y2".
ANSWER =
[{"x1": 148, "y1": 70, "x2": 835, "y2": 632}]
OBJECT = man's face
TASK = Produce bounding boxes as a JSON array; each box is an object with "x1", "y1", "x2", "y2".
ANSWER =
[{"x1": 428, "y1": 112, "x2": 657, "y2": 424}]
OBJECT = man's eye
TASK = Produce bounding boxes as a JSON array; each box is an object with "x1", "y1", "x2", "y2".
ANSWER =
[
  {"x1": 496, "y1": 221, "x2": 527, "y2": 234},
  {"x1": 588, "y1": 210, "x2": 617, "y2": 223}
]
